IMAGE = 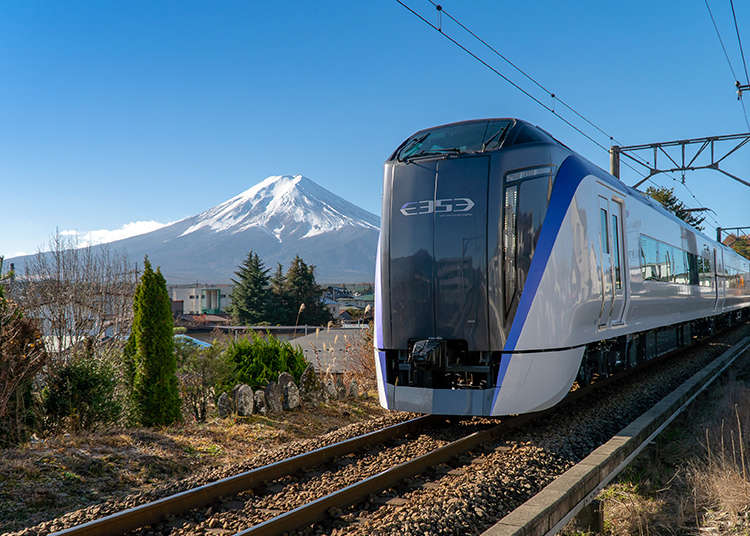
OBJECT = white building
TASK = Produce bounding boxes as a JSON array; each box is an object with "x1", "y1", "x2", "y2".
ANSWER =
[{"x1": 168, "y1": 284, "x2": 233, "y2": 315}]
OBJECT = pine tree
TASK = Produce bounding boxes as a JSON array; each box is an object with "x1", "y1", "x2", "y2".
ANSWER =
[
  {"x1": 645, "y1": 186, "x2": 705, "y2": 231},
  {"x1": 229, "y1": 251, "x2": 271, "y2": 325},
  {"x1": 130, "y1": 257, "x2": 181, "y2": 426},
  {"x1": 268, "y1": 263, "x2": 292, "y2": 324},
  {"x1": 283, "y1": 256, "x2": 331, "y2": 326}
]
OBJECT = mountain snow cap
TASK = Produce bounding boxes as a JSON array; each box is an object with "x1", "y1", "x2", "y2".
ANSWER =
[{"x1": 180, "y1": 174, "x2": 379, "y2": 242}]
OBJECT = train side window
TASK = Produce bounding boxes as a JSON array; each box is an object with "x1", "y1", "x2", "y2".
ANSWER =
[
  {"x1": 600, "y1": 208, "x2": 609, "y2": 254},
  {"x1": 611, "y1": 214, "x2": 622, "y2": 289},
  {"x1": 640, "y1": 235, "x2": 658, "y2": 281},
  {"x1": 687, "y1": 252, "x2": 700, "y2": 285}
]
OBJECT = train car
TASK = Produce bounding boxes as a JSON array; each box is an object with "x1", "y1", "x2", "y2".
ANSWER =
[{"x1": 374, "y1": 118, "x2": 750, "y2": 416}]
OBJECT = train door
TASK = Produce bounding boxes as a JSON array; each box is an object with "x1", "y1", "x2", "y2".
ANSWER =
[
  {"x1": 714, "y1": 248, "x2": 726, "y2": 311},
  {"x1": 597, "y1": 193, "x2": 627, "y2": 327},
  {"x1": 597, "y1": 196, "x2": 614, "y2": 327},
  {"x1": 610, "y1": 200, "x2": 627, "y2": 324}
]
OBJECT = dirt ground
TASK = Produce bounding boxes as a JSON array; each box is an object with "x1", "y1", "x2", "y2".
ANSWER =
[{"x1": 0, "y1": 397, "x2": 389, "y2": 534}]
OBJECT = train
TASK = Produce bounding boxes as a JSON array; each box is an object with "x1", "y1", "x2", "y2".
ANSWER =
[{"x1": 373, "y1": 118, "x2": 750, "y2": 416}]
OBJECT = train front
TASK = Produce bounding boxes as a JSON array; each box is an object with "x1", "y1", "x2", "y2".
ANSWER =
[{"x1": 374, "y1": 118, "x2": 576, "y2": 416}]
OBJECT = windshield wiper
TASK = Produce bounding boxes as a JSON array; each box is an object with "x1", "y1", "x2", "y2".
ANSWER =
[
  {"x1": 398, "y1": 133, "x2": 430, "y2": 161},
  {"x1": 481, "y1": 125, "x2": 509, "y2": 152},
  {"x1": 403, "y1": 148, "x2": 462, "y2": 162}
]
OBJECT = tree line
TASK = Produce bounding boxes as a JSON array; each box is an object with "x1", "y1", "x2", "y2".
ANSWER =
[{"x1": 229, "y1": 251, "x2": 331, "y2": 326}]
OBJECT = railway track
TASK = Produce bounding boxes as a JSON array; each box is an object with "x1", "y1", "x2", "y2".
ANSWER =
[
  {"x1": 29, "y1": 322, "x2": 750, "y2": 536},
  {"x1": 48, "y1": 415, "x2": 438, "y2": 536}
]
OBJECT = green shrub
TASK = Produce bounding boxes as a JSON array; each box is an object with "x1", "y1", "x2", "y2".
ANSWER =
[
  {"x1": 44, "y1": 358, "x2": 122, "y2": 432},
  {"x1": 173, "y1": 326, "x2": 187, "y2": 335},
  {"x1": 224, "y1": 332, "x2": 307, "y2": 390},
  {"x1": 176, "y1": 339, "x2": 231, "y2": 422}
]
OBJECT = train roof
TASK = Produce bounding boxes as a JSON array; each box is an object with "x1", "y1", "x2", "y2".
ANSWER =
[
  {"x1": 388, "y1": 118, "x2": 570, "y2": 162},
  {"x1": 390, "y1": 118, "x2": 744, "y2": 261}
]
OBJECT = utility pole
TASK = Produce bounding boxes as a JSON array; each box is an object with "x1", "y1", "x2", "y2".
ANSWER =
[
  {"x1": 607, "y1": 132, "x2": 750, "y2": 188},
  {"x1": 610, "y1": 145, "x2": 620, "y2": 179}
]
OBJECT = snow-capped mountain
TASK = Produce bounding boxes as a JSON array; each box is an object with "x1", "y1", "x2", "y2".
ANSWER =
[
  {"x1": 180, "y1": 174, "x2": 379, "y2": 242},
  {"x1": 10, "y1": 175, "x2": 380, "y2": 283}
]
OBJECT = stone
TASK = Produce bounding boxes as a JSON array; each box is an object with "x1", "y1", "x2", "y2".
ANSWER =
[
  {"x1": 235, "y1": 384, "x2": 254, "y2": 416},
  {"x1": 278, "y1": 372, "x2": 294, "y2": 391},
  {"x1": 336, "y1": 376, "x2": 346, "y2": 399},
  {"x1": 283, "y1": 381, "x2": 300, "y2": 410},
  {"x1": 323, "y1": 376, "x2": 338, "y2": 400},
  {"x1": 264, "y1": 381, "x2": 283, "y2": 413},
  {"x1": 254, "y1": 390, "x2": 267, "y2": 415},
  {"x1": 217, "y1": 392, "x2": 231, "y2": 418},
  {"x1": 347, "y1": 379, "x2": 359, "y2": 399},
  {"x1": 299, "y1": 365, "x2": 323, "y2": 404}
]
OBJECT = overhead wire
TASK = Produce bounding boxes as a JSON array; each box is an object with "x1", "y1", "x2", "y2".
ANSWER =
[
  {"x1": 705, "y1": 0, "x2": 750, "y2": 130},
  {"x1": 394, "y1": 0, "x2": 612, "y2": 154},
  {"x1": 423, "y1": 0, "x2": 623, "y2": 146},
  {"x1": 705, "y1": 0, "x2": 740, "y2": 81},
  {"x1": 397, "y1": 0, "x2": 724, "y2": 229},
  {"x1": 394, "y1": 0, "x2": 651, "y2": 182},
  {"x1": 730, "y1": 0, "x2": 750, "y2": 84}
]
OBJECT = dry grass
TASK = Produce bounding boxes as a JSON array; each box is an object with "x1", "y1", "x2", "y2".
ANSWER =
[
  {"x1": 305, "y1": 323, "x2": 377, "y2": 395},
  {"x1": 599, "y1": 482, "x2": 672, "y2": 535},
  {"x1": 346, "y1": 322, "x2": 377, "y2": 392},
  {"x1": 598, "y1": 372, "x2": 750, "y2": 535},
  {"x1": 685, "y1": 384, "x2": 750, "y2": 532},
  {"x1": 0, "y1": 396, "x2": 388, "y2": 533}
]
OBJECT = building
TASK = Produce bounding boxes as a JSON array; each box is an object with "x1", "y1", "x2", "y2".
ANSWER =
[
  {"x1": 168, "y1": 284, "x2": 233, "y2": 315},
  {"x1": 325, "y1": 293, "x2": 374, "y2": 320}
]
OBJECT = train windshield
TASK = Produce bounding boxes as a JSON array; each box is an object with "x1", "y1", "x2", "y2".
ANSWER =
[{"x1": 396, "y1": 120, "x2": 512, "y2": 161}]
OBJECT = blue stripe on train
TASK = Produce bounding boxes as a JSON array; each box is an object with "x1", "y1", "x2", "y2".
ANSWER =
[{"x1": 491, "y1": 155, "x2": 597, "y2": 410}]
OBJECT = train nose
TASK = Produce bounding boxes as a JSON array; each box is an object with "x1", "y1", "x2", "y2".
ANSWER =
[{"x1": 388, "y1": 155, "x2": 490, "y2": 350}]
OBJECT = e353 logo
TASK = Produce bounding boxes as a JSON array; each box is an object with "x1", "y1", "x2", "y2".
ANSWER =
[{"x1": 400, "y1": 198, "x2": 475, "y2": 216}]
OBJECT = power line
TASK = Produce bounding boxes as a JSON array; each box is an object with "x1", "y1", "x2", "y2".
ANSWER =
[
  {"x1": 705, "y1": 0, "x2": 750, "y2": 127},
  {"x1": 394, "y1": 0, "x2": 612, "y2": 154},
  {"x1": 730, "y1": 0, "x2": 750, "y2": 84},
  {"x1": 705, "y1": 0, "x2": 740, "y2": 81},
  {"x1": 395, "y1": 2, "x2": 668, "y2": 181},
  {"x1": 397, "y1": 1, "x2": 716, "y2": 224},
  {"x1": 423, "y1": 0, "x2": 623, "y2": 146}
]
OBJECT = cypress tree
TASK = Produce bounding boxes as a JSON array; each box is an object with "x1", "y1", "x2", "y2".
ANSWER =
[
  {"x1": 130, "y1": 257, "x2": 181, "y2": 426},
  {"x1": 283, "y1": 256, "x2": 331, "y2": 326},
  {"x1": 229, "y1": 251, "x2": 271, "y2": 324}
]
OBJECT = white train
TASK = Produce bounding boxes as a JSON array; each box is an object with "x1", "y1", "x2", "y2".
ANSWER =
[{"x1": 374, "y1": 118, "x2": 750, "y2": 416}]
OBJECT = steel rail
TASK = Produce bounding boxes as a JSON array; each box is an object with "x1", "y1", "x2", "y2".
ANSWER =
[
  {"x1": 233, "y1": 411, "x2": 540, "y2": 536},
  {"x1": 51, "y1": 415, "x2": 438, "y2": 536}
]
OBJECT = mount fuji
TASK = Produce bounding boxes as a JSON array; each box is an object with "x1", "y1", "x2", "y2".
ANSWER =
[{"x1": 12, "y1": 175, "x2": 381, "y2": 283}]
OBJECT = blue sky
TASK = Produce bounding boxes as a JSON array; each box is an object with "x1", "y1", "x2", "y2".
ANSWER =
[{"x1": 2, "y1": 0, "x2": 750, "y2": 256}]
